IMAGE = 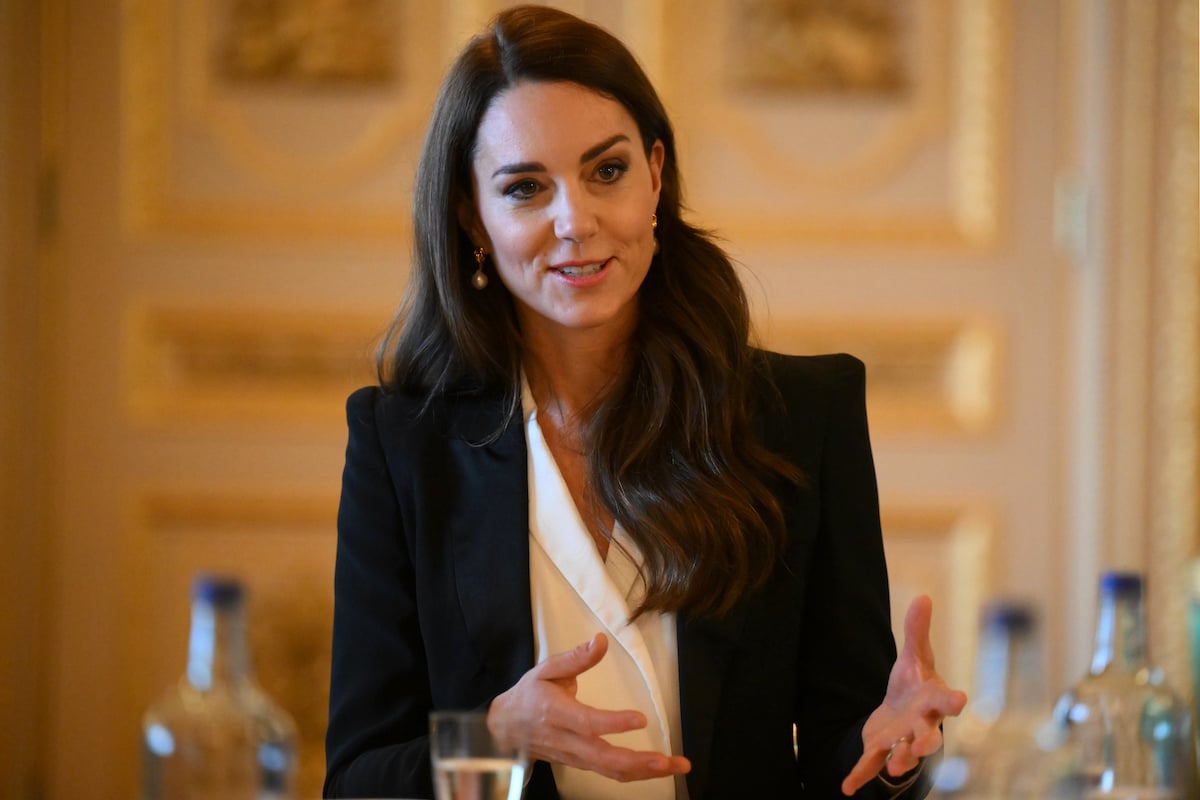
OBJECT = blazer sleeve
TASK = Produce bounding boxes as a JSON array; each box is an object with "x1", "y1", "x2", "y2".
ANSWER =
[
  {"x1": 324, "y1": 386, "x2": 435, "y2": 799},
  {"x1": 784, "y1": 354, "x2": 927, "y2": 798}
]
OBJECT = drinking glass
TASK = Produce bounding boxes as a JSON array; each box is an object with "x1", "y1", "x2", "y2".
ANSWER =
[{"x1": 430, "y1": 711, "x2": 528, "y2": 800}]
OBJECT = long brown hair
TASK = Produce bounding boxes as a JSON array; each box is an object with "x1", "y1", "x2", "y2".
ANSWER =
[{"x1": 378, "y1": 4, "x2": 801, "y2": 617}]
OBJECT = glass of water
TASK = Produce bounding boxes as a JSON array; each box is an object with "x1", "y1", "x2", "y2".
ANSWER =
[{"x1": 430, "y1": 711, "x2": 528, "y2": 800}]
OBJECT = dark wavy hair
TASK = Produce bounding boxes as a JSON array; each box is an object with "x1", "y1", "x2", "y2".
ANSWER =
[{"x1": 378, "y1": 4, "x2": 801, "y2": 617}]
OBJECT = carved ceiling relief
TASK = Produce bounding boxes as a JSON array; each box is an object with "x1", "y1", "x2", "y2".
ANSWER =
[
  {"x1": 653, "y1": 0, "x2": 1004, "y2": 245},
  {"x1": 122, "y1": 0, "x2": 427, "y2": 235},
  {"x1": 727, "y1": 0, "x2": 911, "y2": 94},
  {"x1": 215, "y1": 0, "x2": 400, "y2": 84}
]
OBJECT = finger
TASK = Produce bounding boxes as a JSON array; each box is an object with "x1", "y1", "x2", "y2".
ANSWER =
[
  {"x1": 840, "y1": 744, "x2": 889, "y2": 796},
  {"x1": 541, "y1": 700, "x2": 647, "y2": 739},
  {"x1": 539, "y1": 733, "x2": 691, "y2": 783},
  {"x1": 906, "y1": 680, "x2": 968, "y2": 724},
  {"x1": 916, "y1": 689, "x2": 968, "y2": 727},
  {"x1": 911, "y1": 725, "x2": 943, "y2": 759},
  {"x1": 537, "y1": 633, "x2": 608, "y2": 681},
  {"x1": 902, "y1": 595, "x2": 936, "y2": 669},
  {"x1": 903, "y1": 688, "x2": 965, "y2": 757},
  {"x1": 598, "y1": 753, "x2": 692, "y2": 783},
  {"x1": 883, "y1": 738, "x2": 920, "y2": 777},
  {"x1": 580, "y1": 706, "x2": 650, "y2": 737},
  {"x1": 931, "y1": 687, "x2": 968, "y2": 718}
]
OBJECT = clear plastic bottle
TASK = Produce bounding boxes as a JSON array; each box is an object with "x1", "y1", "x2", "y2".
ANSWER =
[
  {"x1": 1047, "y1": 571, "x2": 1194, "y2": 799},
  {"x1": 931, "y1": 600, "x2": 1047, "y2": 799},
  {"x1": 141, "y1": 574, "x2": 298, "y2": 800}
]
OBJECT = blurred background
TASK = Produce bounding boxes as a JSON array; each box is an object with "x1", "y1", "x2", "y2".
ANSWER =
[{"x1": 0, "y1": 0, "x2": 1196, "y2": 798}]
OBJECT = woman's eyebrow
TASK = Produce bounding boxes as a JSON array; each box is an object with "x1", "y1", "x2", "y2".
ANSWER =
[
  {"x1": 490, "y1": 134, "x2": 631, "y2": 179},
  {"x1": 579, "y1": 134, "x2": 630, "y2": 164},
  {"x1": 492, "y1": 160, "x2": 544, "y2": 179}
]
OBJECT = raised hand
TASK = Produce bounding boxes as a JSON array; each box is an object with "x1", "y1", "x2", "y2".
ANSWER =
[
  {"x1": 487, "y1": 632, "x2": 691, "y2": 782},
  {"x1": 841, "y1": 595, "x2": 968, "y2": 796}
]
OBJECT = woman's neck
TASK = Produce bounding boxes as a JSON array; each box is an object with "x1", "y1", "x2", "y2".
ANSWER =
[
  {"x1": 520, "y1": 320, "x2": 628, "y2": 558},
  {"x1": 521, "y1": 322, "x2": 631, "y2": 434}
]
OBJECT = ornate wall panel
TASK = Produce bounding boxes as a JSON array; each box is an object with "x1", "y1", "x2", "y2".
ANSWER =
[
  {"x1": 121, "y1": 0, "x2": 445, "y2": 237},
  {"x1": 123, "y1": 489, "x2": 338, "y2": 799},
  {"x1": 657, "y1": 0, "x2": 1007, "y2": 247},
  {"x1": 125, "y1": 306, "x2": 381, "y2": 426},
  {"x1": 764, "y1": 316, "x2": 1001, "y2": 436},
  {"x1": 880, "y1": 503, "x2": 993, "y2": 704},
  {"x1": 120, "y1": 0, "x2": 1006, "y2": 245}
]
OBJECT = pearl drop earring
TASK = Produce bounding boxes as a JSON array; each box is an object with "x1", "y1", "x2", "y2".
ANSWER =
[{"x1": 472, "y1": 247, "x2": 489, "y2": 290}]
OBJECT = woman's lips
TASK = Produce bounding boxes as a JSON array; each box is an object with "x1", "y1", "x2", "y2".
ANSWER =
[{"x1": 551, "y1": 258, "x2": 611, "y2": 285}]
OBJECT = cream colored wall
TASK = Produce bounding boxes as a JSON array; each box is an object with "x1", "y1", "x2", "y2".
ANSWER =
[{"x1": 3, "y1": 1, "x2": 1196, "y2": 799}]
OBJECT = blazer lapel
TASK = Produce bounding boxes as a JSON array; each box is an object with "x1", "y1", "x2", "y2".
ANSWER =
[
  {"x1": 442, "y1": 387, "x2": 538, "y2": 691},
  {"x1": 438, "y1": 385, "x2": 767, "y2": 800}
]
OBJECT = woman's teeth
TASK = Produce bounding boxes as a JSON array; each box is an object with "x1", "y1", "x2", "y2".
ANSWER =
[{"x1": 558, "y1": 262, "x2": 604, "y2": 277}]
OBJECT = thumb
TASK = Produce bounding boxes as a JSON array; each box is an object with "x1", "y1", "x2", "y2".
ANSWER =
[
  {"x1": 903, "y1": 595, "x2": 936, "y2": 669},
  {"x1": 537, "y1": 632, "x2": 608, "y2": 681}
]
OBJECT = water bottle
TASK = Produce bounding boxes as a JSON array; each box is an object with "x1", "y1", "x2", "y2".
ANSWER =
[
  {"x1": 1189, "y1": 560, "x2": 1200, "y2": 794},
  {"x1": 141, "y1": 574, "x2": 298, "y2": 799},
  {"x1": 1048, "y1": 571, "x2": 1194, "y2": 799},
  {"x1": 931, "y1": 600, "x2": 1047, "y2": 798}
]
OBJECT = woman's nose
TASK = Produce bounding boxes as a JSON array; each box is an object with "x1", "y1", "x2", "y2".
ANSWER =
[{"x1": 552, "y1": 186, "x2": 599, "y2": 242}]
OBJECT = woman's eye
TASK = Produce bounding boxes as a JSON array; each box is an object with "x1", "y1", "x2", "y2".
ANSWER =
[
  {"x1": 595, "y1": 161, "x2": 628, "y2": 183},
  {"x1": 503, "y1": 180, "x2": 539, "y2": 200}
]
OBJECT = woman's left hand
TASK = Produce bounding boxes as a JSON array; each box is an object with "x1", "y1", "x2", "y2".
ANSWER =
[{"x1": 841, "y1": 595, "x2": 968, "y2": 796}]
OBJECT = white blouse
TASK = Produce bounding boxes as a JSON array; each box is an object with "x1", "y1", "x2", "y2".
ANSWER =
[{"x1": 523, "y1": 386, "x2": 687, "y2": 800}]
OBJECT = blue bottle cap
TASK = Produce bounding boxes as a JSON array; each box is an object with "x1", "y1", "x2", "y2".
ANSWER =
[
  {"x1": 191, "y1": 574, "x2": 244, "y2": 606},
  {"x1": 1100, "y1": 571, "x2": 1143, "y2": 595},
  {"x1": 981, "y1": 600, "x2": 1035, "y2": 633}
]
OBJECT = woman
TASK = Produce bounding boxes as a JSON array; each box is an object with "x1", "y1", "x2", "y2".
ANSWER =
[{"x1": 324, "y1": 5, "x2": 966, "y2": 799}]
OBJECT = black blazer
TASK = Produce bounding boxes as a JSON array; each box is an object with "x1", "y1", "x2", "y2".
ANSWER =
[{"x1": 324, "y1": 352, "x2": 928, "y2": 799}]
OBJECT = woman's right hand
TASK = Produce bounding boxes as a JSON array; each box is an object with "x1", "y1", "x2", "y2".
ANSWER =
[{"x1": 486, "y1": 632, "x2": 691, "y2": 782}]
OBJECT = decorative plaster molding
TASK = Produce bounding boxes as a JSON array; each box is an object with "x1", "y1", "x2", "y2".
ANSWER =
[
  {"x1": 765, "y1": 316, "x2": 1001, "y2": 436},
  {"x1": 661, "y1": 0, "x2": 1007, "y2": 247},
  {"x1": 881, "y1": 502, "x2": 994, "y2": 704},
  {"x1": 125, "y1": 305, "x2": 382, "y2": 427}
]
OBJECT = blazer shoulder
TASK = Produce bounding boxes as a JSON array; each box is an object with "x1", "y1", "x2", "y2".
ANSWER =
[
  {"x1": 756, "y1": 350, "x2": 866, "y2": 406},
  {"x1": 345, "y1": 384, "x2": 379, "y2": 421},
  {"x1": 344, "y1": 382, "x2": 518, "y2": 450},
  {"x1": 344, "y1": 384, "x2": 428, "y2": 434}
]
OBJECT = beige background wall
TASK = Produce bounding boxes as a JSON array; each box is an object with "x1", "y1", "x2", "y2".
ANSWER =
[{"x1": 1, "y1": 1, "x2": 1195, "y2": 798}]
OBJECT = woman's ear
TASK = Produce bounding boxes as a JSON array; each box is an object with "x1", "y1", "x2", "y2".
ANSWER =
[
  {"x1": 457, "y1": 198, "x2": 488, "y2": 250},
  {"x1": 648, "y1": 139, "x2": 665, "y2": 199}
]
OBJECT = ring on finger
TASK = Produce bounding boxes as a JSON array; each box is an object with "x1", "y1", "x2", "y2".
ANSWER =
[{"x1": 885, "y1": 735, "x2": 914, "y2": 765}]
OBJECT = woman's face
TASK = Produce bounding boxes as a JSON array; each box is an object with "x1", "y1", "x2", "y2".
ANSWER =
[{"x1": 466, "y1": 80, "x2": 664, "y2": 344}]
